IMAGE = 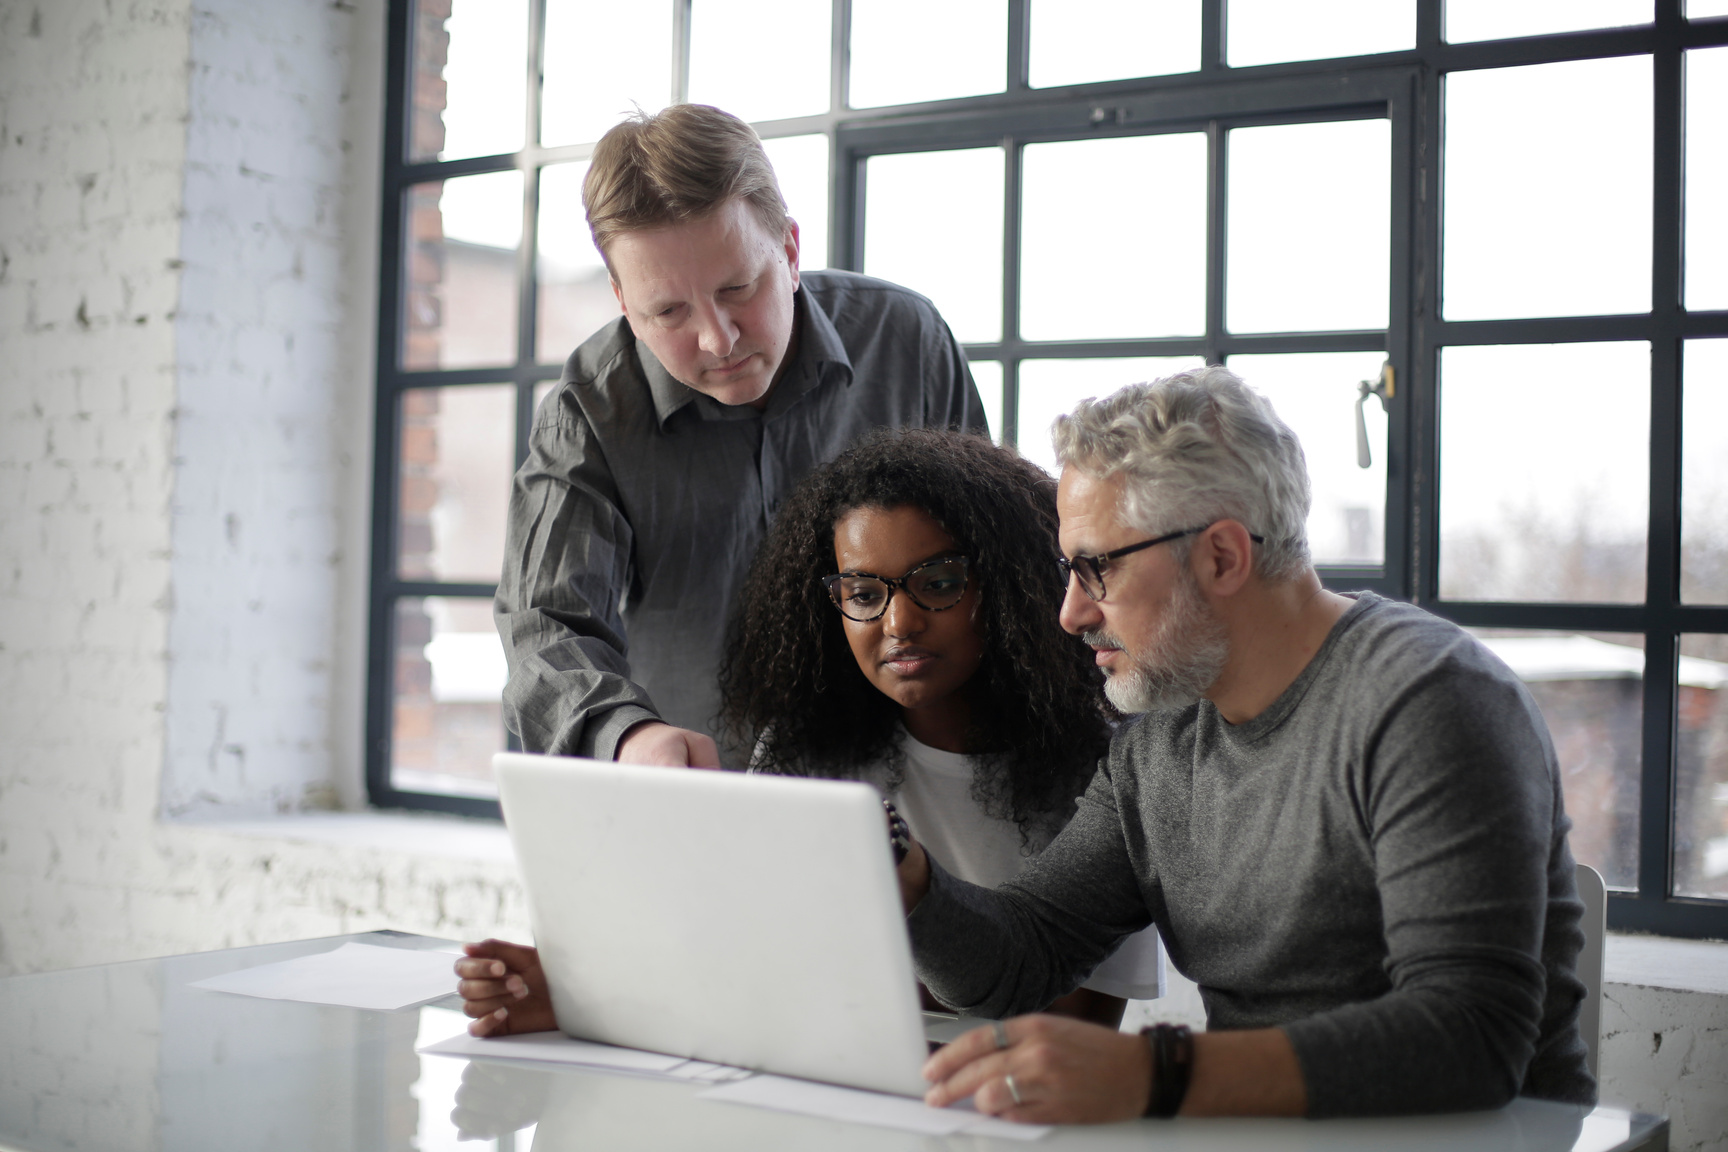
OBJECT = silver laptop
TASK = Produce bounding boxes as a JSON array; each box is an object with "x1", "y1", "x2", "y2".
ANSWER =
[{"x1": 493, "y1": 752, "x2": 932, "y2": 1096}]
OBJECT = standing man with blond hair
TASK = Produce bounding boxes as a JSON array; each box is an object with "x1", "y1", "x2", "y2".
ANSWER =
[{"x1": 497, "y1": 104, "x2": 985, "y2": 767}]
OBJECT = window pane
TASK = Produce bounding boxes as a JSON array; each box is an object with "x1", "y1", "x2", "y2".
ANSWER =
[
  {"x1": 1439, "y1": 343, "x2": 1649, "y2": 603},
  {"x1": 398, "y1": 385, "x2": 515, "y2": 584},
  {"x1": 537, "y1": 163, "x2": 617, "y2": 365},
  {"x1": 1016, "y1": 357, "x2": 1207, "y2": 475},
  {"x1": 1227, "y1": 352, "x2": 1388, "y2": 566},
  {"x1": 1029, "y1": 0, "x2": 1199, "y2": 87},
  {"x1": 1227, "y1": 0, "x2": 1415, "y2": 67},
  {"x1": 1227, "y1": 119, "x2": 1390, "y2": 333},
  {"x1": 1469, "y1": 629, "x2": 1644, "y2": 890},
  {"x1": 690, "y1": 0, "x2": 831, "y2": 123},
  {"x1": 392, "y1": 597, "x2": 506, "y2": 798},
  {"x1": 1443, "y1": 57, "x2": 1652, "y2": 321},
  {"x1": 863, "y1": 148, "x2": 1003, "y2": 343},
  {"x1": 1692, "y1": 0, "x2": 1728, "y2": 15},
  {"x1": 1687, "y1": 47, "x2": 1728, "y2": 310},
  {"x1": 762, "y1": 134, "x2": 830, "y2": 272},
  {"x1": 1446, "y1": 0, "x2": 1651, "y2": 43},
  {"x1": 402, "y1": 171, "x2": 523, "y2": 371},
  {"x1": 1684, "y1": 340, "x2": 1728, "y2": 604},
  {"x1": 410, "y1": 0, "x2": 528, "y2": 162},
  {"x1": 1676, "y1": 633, "x2": 1728, "y2": 901},
  {"x1": 541, "y1": 1, "x2": 673, "y2": 148},
  {"x1": 970, "y1": 360, "x2": 1004, "y2": 444},
  {"x1": 849, "y1": 0, "x2": 1006, "y2": 108},
  {"x1": 1022, "y1": 134, "x2": 1206, "y2": 340}
]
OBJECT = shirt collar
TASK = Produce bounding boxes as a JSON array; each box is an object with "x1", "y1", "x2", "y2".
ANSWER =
[{"x1": 639, "y1": 283, "x2": 855, "y2": 429}]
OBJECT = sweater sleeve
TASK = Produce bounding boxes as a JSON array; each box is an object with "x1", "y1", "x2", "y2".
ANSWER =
[
  {"x1": 907, "y1": 760, "x2": 1155, "y2": 1017},
  {"x1": 1282, "y1": 655, "x2": 1577, "y2": 1116}
]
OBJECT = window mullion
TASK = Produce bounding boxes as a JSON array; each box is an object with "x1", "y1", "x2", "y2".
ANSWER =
[
  {"x1": 1203, "y1": 118, "x2": 1225, "y2": 365},
  {"x1": 831, "y1": 0, "x2": 851, "y2": 114},
  {"x1": 1001, "y1": 137, "x2": 1023, "y2": 448},
  {"x1": 1639, "y1": 6, "x2": 1686, "y2": 907},
  {"x1": 1412, "y1": 64, "x2": 1443, "y2": 606},
  {"x1": 1200, "y1": 0, "x2": 1224, "y2": 72},
  {"x1": 672, "y1": 0, "x2": 692, "y2": 104},
  {"x1": 1007, "y1": 0, "x2": 1030, "y2": 93}
]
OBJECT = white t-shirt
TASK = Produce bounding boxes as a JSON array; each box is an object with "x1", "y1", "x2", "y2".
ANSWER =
[{"x1": 882, "y1": 730, "x2": 1166, "y2": 1001}]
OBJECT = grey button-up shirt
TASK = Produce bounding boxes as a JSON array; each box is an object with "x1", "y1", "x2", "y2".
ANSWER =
[{"x1": 496, "y1": 269, "x2": 986, "y2": 762}]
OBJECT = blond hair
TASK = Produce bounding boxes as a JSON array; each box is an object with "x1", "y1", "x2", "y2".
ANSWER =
[{"x1": 582, "y1": 104, "x2": 789, "y2": 265}]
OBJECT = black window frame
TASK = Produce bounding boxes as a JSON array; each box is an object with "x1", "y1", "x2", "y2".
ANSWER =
[{"x1": 369, "y1": 0, "x2": 1728, "y2": 939}]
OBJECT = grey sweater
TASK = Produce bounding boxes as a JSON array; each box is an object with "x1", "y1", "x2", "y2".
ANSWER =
[{"x1": 907, "y1": 594, "x2": 1595, "y2": 1116}]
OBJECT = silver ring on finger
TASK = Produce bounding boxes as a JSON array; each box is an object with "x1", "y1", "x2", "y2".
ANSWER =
[
  {"x1": 991, "y1": 1019, "x2": 1010, "y2": 1050},
  {"x1": 1004, "y1": 1073, "x2": 1023, "y2": 1106}
]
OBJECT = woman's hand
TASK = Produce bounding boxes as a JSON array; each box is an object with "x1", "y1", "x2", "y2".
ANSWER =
[{"x1": 454, "y1": 939, "x2": 557, "y2": 1037}]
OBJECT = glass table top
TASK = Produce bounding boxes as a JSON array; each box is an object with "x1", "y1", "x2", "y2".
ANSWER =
[{"x1": 0, "y1": 932, "x2": 1666, "y2": 1152}]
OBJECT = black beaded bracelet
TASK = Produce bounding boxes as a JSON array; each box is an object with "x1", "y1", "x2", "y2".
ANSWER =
[
  {"x1": 883, "y1": 799, "x2": 911, "y2": 865},
  {"x1": 1140, "y1": 1023, "x2": 1193, "y2": 1118}
]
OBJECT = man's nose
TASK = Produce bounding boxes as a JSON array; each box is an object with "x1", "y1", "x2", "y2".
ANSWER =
[
  {"x1": 694, "y1": 300, "x2": 738, "y2": 358},
  {"x1": 1057, "y1": 575, "x2": 1099, "y2": 636}
]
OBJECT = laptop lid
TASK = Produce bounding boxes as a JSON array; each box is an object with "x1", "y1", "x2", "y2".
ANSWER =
[{"x1": 493, "y1": 752, "x2": 931, "y2": 1096}]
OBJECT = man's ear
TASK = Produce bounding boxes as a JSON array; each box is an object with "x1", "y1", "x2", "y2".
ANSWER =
[
  {"x1": 611, "y1": 275, "x2": 640, "y2": 338},
  {"x1": 1194, "y1": 520, "x2": 1256, "y2": 597},
  {"x1": 783, "y1": 219, "x2": 802, "y2": 291}
]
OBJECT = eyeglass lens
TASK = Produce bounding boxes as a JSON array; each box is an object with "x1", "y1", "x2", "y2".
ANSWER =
[
  {"x1": 1058, "y1": 556, "x2": 1106, "y2": 601},
  {"x1": 832, "y1": 559, "x2": 969, "y2": 621}
]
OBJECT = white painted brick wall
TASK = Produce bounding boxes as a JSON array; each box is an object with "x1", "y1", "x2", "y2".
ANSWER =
[
  {"x1": 0, "y1": 0, "x2": 531, "y2": 980},
  {"x1": 1603, "y1": 979, "x2": 1728, "y2": 1152},
  {"x1": 0, "y1": 0, "x2": 191, "y2": 969},
  {"x1": 162, "y1": 0, "x2": 363, "y2": 819}
]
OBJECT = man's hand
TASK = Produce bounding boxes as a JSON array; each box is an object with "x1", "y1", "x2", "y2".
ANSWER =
[
  {"x1": 454, "y1": 939, "x2": 558, "y2": 1037},
  {"x1": 922, "y1": 1014, "x2": 1151, "y2": 1124},
  {"x1": 616, "y1": 720, "x2": 721, "y2": 768}
]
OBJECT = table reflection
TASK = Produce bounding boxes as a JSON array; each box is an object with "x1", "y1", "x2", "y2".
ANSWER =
[{"x1": 0, "y1": 934, "x2": 1659, "y2": 1152}]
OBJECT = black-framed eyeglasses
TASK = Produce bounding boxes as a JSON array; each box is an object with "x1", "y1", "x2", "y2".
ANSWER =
[
  {"x1": 1057, "y1": 525, "x2": 1265, "y2": 602},
  {"x1": 822, "y1": 556, "x2": 972, "y2": 622}
]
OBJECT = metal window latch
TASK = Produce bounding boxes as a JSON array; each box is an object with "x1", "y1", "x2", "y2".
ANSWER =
[
  {"x1": 1355, "y1": 360, "x2": 1394, "y2": 469},
  {"x1": 1089, "y1": 106, "x2": 1128, "y2": 127}
]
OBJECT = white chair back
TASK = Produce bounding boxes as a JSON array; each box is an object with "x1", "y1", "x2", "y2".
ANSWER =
[{"x1": 1574, "y1": 863, "x2": 1607, "y2": 1081}]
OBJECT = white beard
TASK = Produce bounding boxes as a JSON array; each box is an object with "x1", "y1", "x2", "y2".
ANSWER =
[{"x1": 1090, "y1": 568, "x2": 1229, "y2": 714}]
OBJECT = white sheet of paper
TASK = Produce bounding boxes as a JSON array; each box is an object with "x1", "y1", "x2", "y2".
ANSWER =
[
  {"x1": 698, "y1": 1074, "x2": 972, "y2": 1135},
  {"x1": 663, "y1": 1060, "x2": 754, "y2": 1083},
  {"x1": 418, "y1": 1029, "x2": 695, "y2": 1075},
  {"x1": 696, "y1": 1073, "x2": 1050, "y2": 1139},
  {"x1": 956, "y1": 1113, "x2": 1054, "y2": 1141},
  {"x1": 189, "y1": 942, "x2": 461, "y2": 1010}
]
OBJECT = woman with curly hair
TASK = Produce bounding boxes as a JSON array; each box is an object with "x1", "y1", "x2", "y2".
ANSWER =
[{"x1": 718, "y1": 426, "x2": 1163, "y2": 1025}]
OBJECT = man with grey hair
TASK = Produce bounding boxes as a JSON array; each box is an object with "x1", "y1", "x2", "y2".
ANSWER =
[{"x1": 901, "y1": 365, "x2": 1593, "y2": 1122}]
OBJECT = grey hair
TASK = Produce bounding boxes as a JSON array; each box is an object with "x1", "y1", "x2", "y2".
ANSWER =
[{"x1": 1051, "y1": 365, "x2": 1312, "y2": 583}]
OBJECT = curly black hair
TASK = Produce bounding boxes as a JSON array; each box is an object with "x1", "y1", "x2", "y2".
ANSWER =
[{"x1": 717, "y1": 427, "x2": 1113, "y2": 838}]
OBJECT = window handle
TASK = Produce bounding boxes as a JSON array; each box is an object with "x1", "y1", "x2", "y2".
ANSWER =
[{"x1": 1355, "y1": 361, "x2": 1394, "y2": 469}]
